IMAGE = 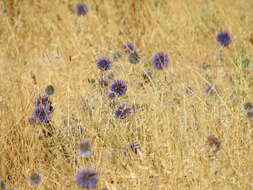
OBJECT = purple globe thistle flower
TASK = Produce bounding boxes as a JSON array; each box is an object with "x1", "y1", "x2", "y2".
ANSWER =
[
  {"x1": 216, "y1": 30, "x2": 231, "y2": 47},
  {"x1": 0, "y1": 179, "x2": 7, "y2": 190},
  {"x1": 128, "y1": 50, "x2": 140, "y2": 64},
  {"x1": 28, "y1": 173, "x2": 42, "y2": 186},
  {"x1": 45, "y1": 85, "x2": 55, "y2": 96},
  {"x1": 78, "y1": 141, "x2": 92, "y2": 157},
  {"x1": 75, "y1": 168, "x2": 99, "y2": 189},
  {"x1": 151, "y1": 52, "x2": 169, "y2": 69},
  {"x1": 96, "y1": 56, "x2": 112, "y2": 71},
  {"x1": 124, "y1": 142, "x2": 141, "y2": 156},
  {"x1": 115, "y1": 104, "x2": 132, "y2": 119},
  {"x1": 205, "y1": 135, "x2": 221, "y2": 153},
  {"x1": 75, "y1": 2, "x2": 89, "y2": 16},
  {"x1": 30, "y1": 94, "x2": 53, "y2": 124},
  {"x1": 110, "y1": 80, "x2": 127, "y2": 96},
  {"x1": 123, "y1": 42, "x2": 135, "y2": 53}
]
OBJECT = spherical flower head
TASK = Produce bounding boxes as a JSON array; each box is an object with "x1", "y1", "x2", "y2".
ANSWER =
[
  {"x1": 246, "y1": 111, "x2": 253, "y2": 119},
  {"x1": 96, "y1": 56, "x2": 112, "y2": 71},
  {"x1": 79, "y1": 141, "x2": 92, "y2": 157},
  {"x1": 244, "y1": 102, "x2": 253, "y2": 112},
  {"x1": 45, "y1": 85, "x2": 55, "y2": 96},
  {"x1": 30, "y1": 94, "x2": 53, "y2": 124},
  {"x1": 75, "y1": 2, "x2": 89, "y2": 16},
  {"x1": 205, "y1": 135, "x2": 221, "y2": 153},
  {"x1": 151, "y1": 52, "x2": 169, "y2": 69},
  {"x1": 216, "y1": 30, "x2": 231, "y2": 47},
  {"x1": 75, "y1": 168, "x2": 99, "y2": 189},
  {"x1": 28, "y1": 173, "x2": 42, "y2": 186},
  {"x1": 34, "y1": 104, "x2": 52, "y2": 123},
  {"x1": 123, "y1": 42, "x2": 135, "y2": 53},
  {"x1": 110, "y1": 80, "x2": 127, "y2": 96},
  {"x1": 128, "y1": 50, "x2": 140, "y2": 64},
  {"x1": 115, "y1": 104, "x2": 132, "y2": 119}
]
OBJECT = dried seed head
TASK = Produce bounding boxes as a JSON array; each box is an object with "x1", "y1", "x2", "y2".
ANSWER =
[{"x1": 205, "y1": 135, "x2": 222, "y2": 153}]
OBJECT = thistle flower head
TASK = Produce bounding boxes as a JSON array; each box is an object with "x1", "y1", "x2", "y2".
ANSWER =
[
  {"x1": 45, "y1": 85, "x2": 55, "y2": 96},
  {"x1": 244, "y1": 102, "x2": 253, "y2": 112},
  {"x1": 246, "y1": 111, "x2": 253, "y2": 119},
  {"x1": 30, "y1": 94, "x2": 53, "y2": 124},
  {"x1": 151, "y1": 52, "x2": 169, "y2": 69},
  {"x1": 205, "y1": 135, "x2": 221, "y2": 153},
  {"x1": 78, "y1": 141, "x2": 92, "y2": 157},
  {"x1": 115, "y1": 104, "x2": 132, "y2": 119},
  {"x1": 96, "y1": 56, "x2": 112, "y2": 71},
  {"x1": 128, "y1": 50, "x2": 140, "y2": 64},
  {"x1": 110, "y1": 80, "x2": 127, "y2": 96},
  {"x1": 75, "y1": 2, "x2": 89, "y2": 16},
  {"x1": 123, "y1": 42, "x2": 135, "y2": 53},
  {"x1": 28, "y1": 173, "x2": 42, "y2": 186},
  {"x1": 216, "y1": 30, "x2": 231, "y2": 47},
  {"x1": 75, "y1": 168, "x2": 99, "y2": 189}
]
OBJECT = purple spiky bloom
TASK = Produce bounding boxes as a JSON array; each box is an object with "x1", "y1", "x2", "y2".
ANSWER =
[
  {"x1": 216, "y1": 30, "x2": 231, "y2": 47},
  {"x1": 75, "y1": 2, "x2": 89, "y2": 16},
  {"x1": 128, "y1": 50, "x2": 140, "y2": 64},
  {"x1": 28, "y1": 173, "x2": 42, "y2": 186},
  {"x1": 30, "y1": 94, "x2": 53, "y2": 124},
  {"x1": 115, "y1": 104, "x2": 132, "y2": 119},
  {"x1": 110, "y1": 80, "x2": 127, "y2": 96},
  {"x1": 75, "y1": 168, "x2": 99, "y2": 189},
  {"x1": 151, "y1": 52, "x2": 169, "y2": 69},
  {"x1": 123, "y1": 42, "x2": 135, "y2": 53},
  {"x1": 96, "y1": 56, "x2": 112, "y2": 71},
  {"x1": 78, "y1": 141, "x2": 92, "y2": 157}
]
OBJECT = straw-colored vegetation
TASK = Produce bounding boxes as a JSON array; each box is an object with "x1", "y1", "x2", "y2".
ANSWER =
[{"x1": 0, "y1": 0, "x2": 253, "y2": 189}]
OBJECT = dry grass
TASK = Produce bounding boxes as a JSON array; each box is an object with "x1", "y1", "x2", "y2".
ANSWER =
[{"x1": 0, "y1": 0, "x2": 253, "y2": 189}]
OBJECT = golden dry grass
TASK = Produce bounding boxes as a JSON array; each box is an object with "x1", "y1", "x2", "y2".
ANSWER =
[{"x1": 0, "y1": 0, "x2": 253, "y2": 189}]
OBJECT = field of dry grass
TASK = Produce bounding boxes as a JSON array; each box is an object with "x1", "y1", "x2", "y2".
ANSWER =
[{"x1": 0, "y1": 0, "x2": 253, "y2": 189}]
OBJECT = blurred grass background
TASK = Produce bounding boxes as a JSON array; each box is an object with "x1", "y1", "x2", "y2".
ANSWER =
[{"x1": 0, "y1": 0, "x2": 253, "y2": 189}]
